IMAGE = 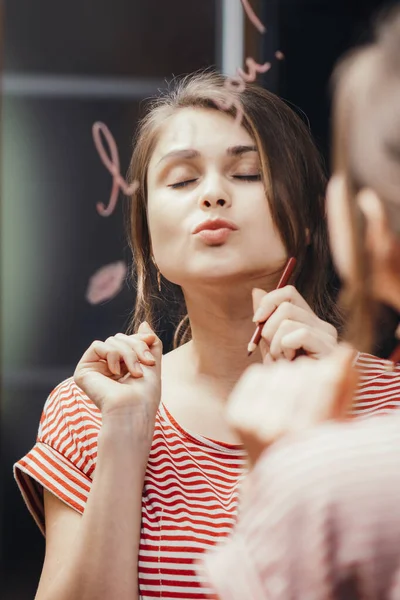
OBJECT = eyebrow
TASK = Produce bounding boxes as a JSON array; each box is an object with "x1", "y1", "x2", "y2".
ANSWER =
[
  {"x1": 157, "y1": 145, "x2": 258, "y2": 166},
  {"x1": 227, "y1": 145, "x2": 257, "y2": 156}
]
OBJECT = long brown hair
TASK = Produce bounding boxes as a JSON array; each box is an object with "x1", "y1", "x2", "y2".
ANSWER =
[
  {"x1": 126, "y1": 71, "x2": 341, "y2": 346},
  {"x1": 332, "y1": 6, "x2": 400, "y2": 352}
]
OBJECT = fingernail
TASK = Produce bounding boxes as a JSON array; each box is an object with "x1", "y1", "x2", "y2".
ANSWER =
[
  {"x1": 134, "y1": 361, "x2": 143, "y2": 374},
  {"x1": 144, "y1": 351, "x2": 155, "y2": 362},
  {"x1": 253, "y1": 308, "x2": 264, "y2": 323}
]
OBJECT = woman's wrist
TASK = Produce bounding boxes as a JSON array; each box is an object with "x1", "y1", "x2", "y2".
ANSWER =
[{"x1": 100, "y1": 404, "x2": 156, "y2": 449}]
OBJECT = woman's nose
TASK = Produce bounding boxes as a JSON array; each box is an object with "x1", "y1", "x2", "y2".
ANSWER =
[
  {"x1": 200, "y1": 196, "x2": 229, "y2": 208},
  {"x1": 198, "y1": 179, "x2": 232, "y2": 209}
]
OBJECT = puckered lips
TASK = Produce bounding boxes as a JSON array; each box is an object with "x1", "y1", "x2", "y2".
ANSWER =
[{"x1": 192, "y1": 218, "x2": 238, "y2": 245}]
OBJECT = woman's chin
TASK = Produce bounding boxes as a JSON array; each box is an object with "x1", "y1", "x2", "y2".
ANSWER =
[{"x1": 166, "y1": 264, "x2": 262, "y2": 289}]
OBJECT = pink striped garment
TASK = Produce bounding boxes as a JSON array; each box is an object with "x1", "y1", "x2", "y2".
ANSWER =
[{"x1": 200, "y1": 358, "x2": 400, "y2": 600}]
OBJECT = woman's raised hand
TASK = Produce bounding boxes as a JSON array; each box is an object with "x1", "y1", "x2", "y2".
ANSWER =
[
  {"x1": 252, "y1": 286, "x2": 338, "y2": 363},
  {"x1": 228, "y1": 345, "x2": 357, "y2": 465},
  {"x1": 74, "y1": 321, "x2": 162, "y2": 419}
]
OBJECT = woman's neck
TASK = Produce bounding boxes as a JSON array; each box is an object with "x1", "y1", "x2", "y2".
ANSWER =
[{"x1": 181, "y1": 279, "x2": 274, "y2": 395}]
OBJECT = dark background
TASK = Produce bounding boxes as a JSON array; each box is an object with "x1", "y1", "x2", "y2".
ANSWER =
[{"x1": 1, "y1": 1, "x2": 392, "y2": 597}]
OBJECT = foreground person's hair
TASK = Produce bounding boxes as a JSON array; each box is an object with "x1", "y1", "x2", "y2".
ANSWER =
[{"x1": 332, "y1": 6, "x2": 400, "y2": 351}]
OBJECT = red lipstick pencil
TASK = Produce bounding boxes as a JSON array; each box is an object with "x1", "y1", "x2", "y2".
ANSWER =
[{"x1": 247, "y1": 257, "x2": 297, "y2": 356}]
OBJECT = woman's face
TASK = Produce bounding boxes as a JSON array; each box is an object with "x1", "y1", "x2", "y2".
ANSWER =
[{"x1": 146, "y1": 107, "x2": 287, "y2": 288}]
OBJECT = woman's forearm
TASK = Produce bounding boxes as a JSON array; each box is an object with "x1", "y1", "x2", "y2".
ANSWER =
[{"x1": 36, "y1": 407, "x2": 154, "y2": 600}]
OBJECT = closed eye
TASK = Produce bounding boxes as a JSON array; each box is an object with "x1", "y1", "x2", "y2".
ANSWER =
[
  {"x1": 234, "y1": 174, "x2": 261, "y2": 181},
  {"x1": 169, "y1": 179, "x2": 197, "y2": 189}
]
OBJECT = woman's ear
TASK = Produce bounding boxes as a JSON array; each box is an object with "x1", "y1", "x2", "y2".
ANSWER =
[{"x1": 326, "y1": 174, "x2": 355, "y2": 281}]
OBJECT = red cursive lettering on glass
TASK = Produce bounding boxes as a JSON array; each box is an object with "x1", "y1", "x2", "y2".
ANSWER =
[{"x1": 92, "y1": 121, "x2": 139, "y2": 217}]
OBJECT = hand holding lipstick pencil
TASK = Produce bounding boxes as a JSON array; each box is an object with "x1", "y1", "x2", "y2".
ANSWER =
[
  {"x1": 249, "y1": 257, "x2": 339, "y2": 362},
  {"x1": 248, "y1": 257, "x2": 297, "y2": 355}
]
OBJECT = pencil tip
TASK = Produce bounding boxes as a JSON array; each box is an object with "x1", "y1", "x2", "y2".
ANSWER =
[{"x1": 247, "y1": 342, "x2": 256, "y2": 355}]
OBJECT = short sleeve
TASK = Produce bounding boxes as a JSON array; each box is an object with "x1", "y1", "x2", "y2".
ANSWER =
[{"x1": 13, "y1": 377, "x2": 102, "y2": 535}]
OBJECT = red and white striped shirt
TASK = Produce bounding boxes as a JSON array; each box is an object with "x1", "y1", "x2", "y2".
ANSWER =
[
  {"x1": 14, "y1": 353, "x2": 400, "y2": 599},
  {"x1": 14, "y1": 376, "x2": 246, "y2": 599}
]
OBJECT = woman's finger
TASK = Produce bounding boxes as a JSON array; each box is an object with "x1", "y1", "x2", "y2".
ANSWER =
[
  {"x1": 114, "y1": 333, "x2": 156, "y2": 366},
  {"x1": 253, "y1": 286, "x2": 338, "y2": 338},
  {"x1": 138, "y1": 321, "x2": 163, "y2": 365},
  {"x1": 253, "y1": 285, "x2": 313, "y2": 323},
  {"x1": 91, "y1": 341, "x2": 123, "y2": 376},
  {"x1": 280, "y1": 326, "x2": 337, "y2": 359},
  {"x1": 260, "y1": 303, "x2": 318, "y2": 348},
  {"x1": 103, "y1": 337, "x2": 144, "y2": 378}
]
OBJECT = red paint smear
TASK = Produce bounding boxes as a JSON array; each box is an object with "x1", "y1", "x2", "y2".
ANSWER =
[
  {"x1": 92, "y1": 122, "x2": 139, "y2": 217},
  {"x1": 86, "y1": 261, "x2": 127, "y2": 304},
  {"x1": 240, "y1": 0, "x2": 266, "y2": 34}
]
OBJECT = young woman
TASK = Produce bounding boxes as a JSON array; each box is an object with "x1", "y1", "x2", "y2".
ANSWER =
[
  {"x1": 14, "y1": 72, "x2": 396, "y2": 600},
  {"x1": 201, "y1": 9, "x2": 400, "y2": 599}
]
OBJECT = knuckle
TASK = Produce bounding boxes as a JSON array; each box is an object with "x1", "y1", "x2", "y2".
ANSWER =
[
  {"x1": 281, "y1": 318, "x2": 293, "y2": 331},
  {"x1": 285, "y1": 285, "x2": 297, "y2": 299},
  {"x1": 132, "y1": 332, "x2": 146, "y2": 342},
  {"x1": 281, "y1": 301, "x2": 293, "y2": 316},
  {"x1": 297, "y1": 327, "x2": 309, "y2": 341},
  {"x1": 275, "y1": 302, "x2": 291, "y2": 321},
  {"x1": 320, "y1": 319, "x2": 337, "y2": 338},
  {"x1": 115, "y1": 332, "x2": 127, "y2": 340},
  {"x1": 131, "y1": 336, "x2": 148, "y2": 348}
]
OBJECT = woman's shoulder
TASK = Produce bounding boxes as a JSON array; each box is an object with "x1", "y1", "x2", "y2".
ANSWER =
[
  {"x1": 36, "y1": 376, "x2": 102, "y2": 447},
  {"x1": 43, "y1": 376, "x2": 101, "y2": 420}
]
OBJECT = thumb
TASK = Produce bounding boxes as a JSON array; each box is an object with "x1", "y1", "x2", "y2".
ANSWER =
[
  {"x1": 139, "y1": 321, "x2": 163, "y2": 363},
  {"x1": 252, "y1": 287, "x2": 266, "y2": 319},
  {"x1": 251, "y1": 288, "x2": 270, "y2": 362},
  {"x1": 138, "y1": 320, "x2": 154, "y2": 334}
]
